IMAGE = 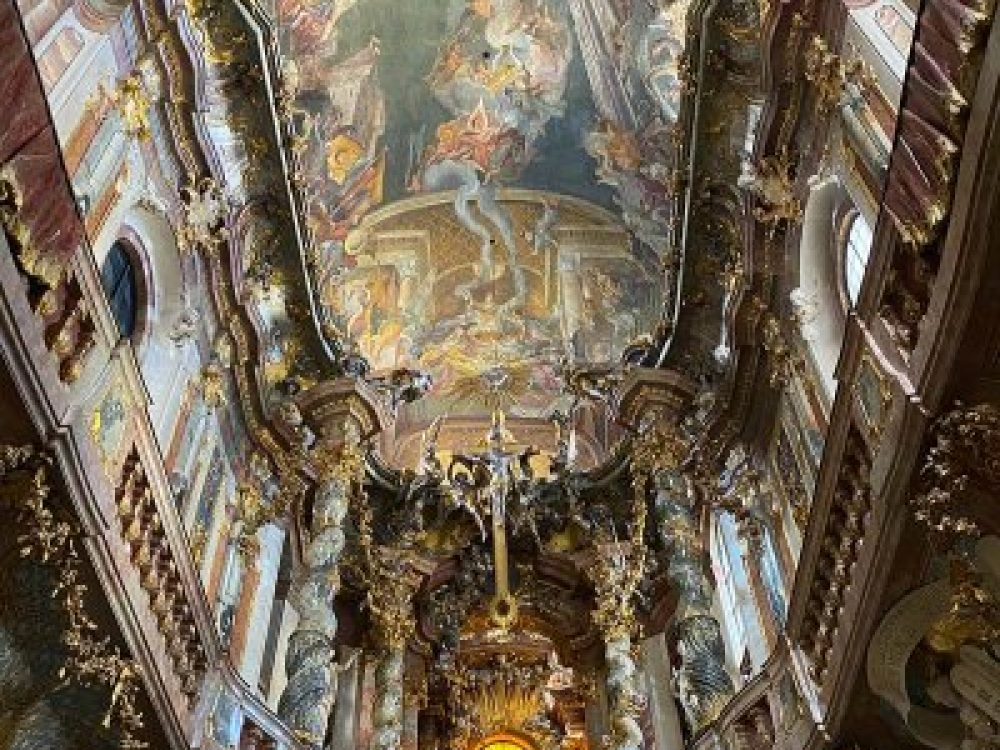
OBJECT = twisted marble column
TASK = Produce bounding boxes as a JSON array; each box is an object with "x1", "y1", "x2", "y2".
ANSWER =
[
  {"x1": 603, "y1": 632, "x2": 645, "y2": 750},
  {"x1": 591, "y1": 531, "x2": 646, "y2": 750},
  {"x1": 367, "y1": 554, "x2": 420, "y2": 750},
  {"x1": 278, "y1": 468, "x2": 351, "y2": 748},
  {"x1": 654, "y1": 471, "x2": 735, "y2": 731},
  {"x1": 371, "y1": 647, "x2": 407, "y2": 750}
]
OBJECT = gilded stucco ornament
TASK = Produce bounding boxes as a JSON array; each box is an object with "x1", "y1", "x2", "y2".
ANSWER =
[
  {"x1": 587, "y1": 476, "x2": 648, "y2": 750},
  {"x1": 365, "y1": 549, "x2": 421, "y2": 650},
  {"x1": 926, "y1": 558, "x2": 1000, "y2": 654},
  {"x1": 631, "y1": 421, "x2": 689, "y2": 483},
  {"x1": 233, "y1": 455, "x2": 282, "y2": 559},
  {"x1": 3, "y1": 446, "x2": 147, "y2": 749},
  {"x1": 738, "y1": 149, "x2": 802, "y2": 228},
  {"x1": 363, "y1": 548, "x2": 421, "y2": 750},
  {"x1": 912, "y1": 402, "x2": 1000, "y2": 543},
  {"x1": 112, "y1": 74, "x2": 152, "y2": 142},
  {"x1": 803, "y1": 35, "x2": 875, "y2": 116},
  {"x1": 867, "y1": 543, "x2": 1000, "y2": 749},
  {"x1": 90, "y1": 379, "x2": 131, "y2": 474},
  {"x1": 762, "y1": 314, "x2": 803, "y2": 388},
  {"x1": 445, "y1": 659, "x2": 561, "y2": 750},
  {"x1": 177, "y1": 178, "x2": 227, "y2": 257},
  {"x1": 198, "y1": 363, "x2": 227, "y2": 410},
  {"x1": 0, "y1": 167, "x2": 62, "y2": 287}
]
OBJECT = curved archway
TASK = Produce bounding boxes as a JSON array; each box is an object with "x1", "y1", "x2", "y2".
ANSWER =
[{"x1": 472, "y1": 731, "x2": 538, "y2": 750}]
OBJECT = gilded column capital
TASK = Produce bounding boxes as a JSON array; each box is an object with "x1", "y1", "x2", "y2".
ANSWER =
[
  {"x1": 295, "y1": 377, "x2": 386, "y2": 448},
  {"x1": 631, "y1": 426, "x2": 690, "y2": 487},
  {"x1": 311, "y1": 430, "x2": 365, "y2": 488}
]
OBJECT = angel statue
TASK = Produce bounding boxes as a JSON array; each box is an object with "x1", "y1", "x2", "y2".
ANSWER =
[
  {"x1": 369, "y1": 368, "x2": 433, "y2": 413},
  {"x1": 401, "y1": 416, "x2": 446, "y2": 533}
]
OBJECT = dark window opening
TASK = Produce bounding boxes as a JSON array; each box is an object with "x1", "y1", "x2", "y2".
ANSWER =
[{"x1": 101, "y1": 240, "x2": 139, "y2": 338}]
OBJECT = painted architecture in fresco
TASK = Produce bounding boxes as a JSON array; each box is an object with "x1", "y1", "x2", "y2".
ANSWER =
[{"x1": 277, "y1": 0, "x2": 696, "y2": 440}]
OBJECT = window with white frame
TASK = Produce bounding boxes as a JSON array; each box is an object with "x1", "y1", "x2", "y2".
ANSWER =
[
  {"x1": 711, "y1": 512, "x2": 747, "y2": 663},
  {"x1": 845, "y1": 214, "x2": 874, "y2": 306}
]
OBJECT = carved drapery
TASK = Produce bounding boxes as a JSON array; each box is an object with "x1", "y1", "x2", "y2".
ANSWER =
[
  {"x1": 654, "y1": 471, "x2": 735, "y2": 731},
  {"x1": 277, "y1": 445, "x2": 358, "y2": 748}
]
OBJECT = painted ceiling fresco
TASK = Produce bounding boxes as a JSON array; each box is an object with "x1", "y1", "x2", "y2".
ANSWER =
[{"x1": 277, "y1": 0, "x2": 695, "y2": 445}]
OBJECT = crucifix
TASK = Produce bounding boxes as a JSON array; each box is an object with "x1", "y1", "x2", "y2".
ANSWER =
[
  {"x1": 448, "y1": 409, "x2": 532, "y2": 630},
  {"x1": 485, "y1": 409, "x2": 517, "y2": 628}
]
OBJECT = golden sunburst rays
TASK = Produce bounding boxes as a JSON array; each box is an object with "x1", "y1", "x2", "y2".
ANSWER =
[{"x1": 447, "y1": 358, "x2": 535, "y2": 411}]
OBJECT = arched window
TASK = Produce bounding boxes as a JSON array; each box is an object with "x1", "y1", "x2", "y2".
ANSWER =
[
  {"x1": 100, "y1": 240, "x2": 139, "y2": 338},
  {"x1": 844, "y1": 214, "x2": 873, "y2": 306}
]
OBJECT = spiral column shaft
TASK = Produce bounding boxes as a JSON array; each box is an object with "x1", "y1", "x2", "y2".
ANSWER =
[
  {"x1": 654, "y1": 471, "x2": 735, "y2": 730},
  {"x1": 278, "y1": 472, "x2": 351, "y2": 748}
]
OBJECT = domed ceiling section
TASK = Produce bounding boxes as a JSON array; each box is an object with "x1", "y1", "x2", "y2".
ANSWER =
[{"x1": 278, "y1": 0, "x2": 696, "y2": 458}]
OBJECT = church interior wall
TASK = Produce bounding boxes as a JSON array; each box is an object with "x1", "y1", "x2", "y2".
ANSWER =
[{"x1": 1, "y1": 0, "x2": 998, "y2": 747}]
